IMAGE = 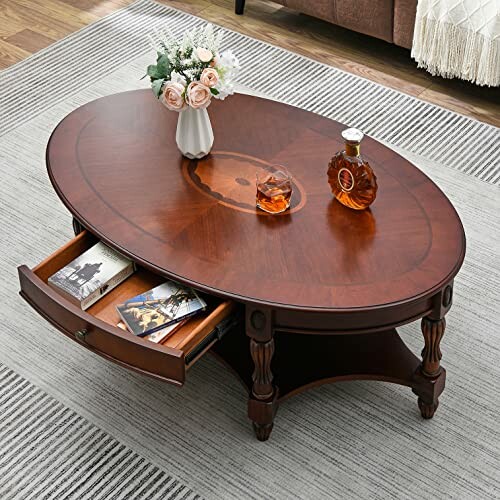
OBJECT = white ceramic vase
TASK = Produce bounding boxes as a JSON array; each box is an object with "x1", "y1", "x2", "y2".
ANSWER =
[{"x1": 176, "y1": 106, "x2": 214, "y2": 159}]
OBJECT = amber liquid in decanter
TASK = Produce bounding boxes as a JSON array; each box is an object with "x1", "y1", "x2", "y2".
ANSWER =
[{"x1": 327, "y1": 128, "x2": 378, "y2": 210}]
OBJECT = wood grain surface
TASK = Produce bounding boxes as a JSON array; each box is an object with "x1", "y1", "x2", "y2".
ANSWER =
[{"x1": 46, "y1": 90, "x2": 466, "y2": 314}]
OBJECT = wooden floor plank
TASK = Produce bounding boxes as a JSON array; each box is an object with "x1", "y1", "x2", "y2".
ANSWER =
[
  {"x1": 5, "y1": 29, "x2": 55, "y2": 55},
  {"x1": 154, "y1": 0, "x2": 212, "y2": 15},
  {"x1": 0, "y1": 39, "x2": 30, "y2": 69},
  {"x1": 0, "y1": 2, "x2": 29, "y2": 37},
  {"x1": 58, "y1": 0, "x2": 131, "y2": 18},
  {"x1": 0, "y1": 0, "x2": 497, "y2": 126},
  {"x1": 11, "y1": 0, "x2": 98, "y2": 29},
  {"x1": 0, "y1": 2, "x2": 83, "y2": 41}
]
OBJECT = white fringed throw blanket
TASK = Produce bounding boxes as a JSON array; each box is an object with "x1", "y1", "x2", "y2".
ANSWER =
[{"x1": 412, "y1": 0, "x2": 500, "y2": 86}]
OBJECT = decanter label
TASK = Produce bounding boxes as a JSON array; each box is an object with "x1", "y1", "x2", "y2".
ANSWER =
[{"x1": 338, "y1": 168, "x2": 354, "y2": 192}]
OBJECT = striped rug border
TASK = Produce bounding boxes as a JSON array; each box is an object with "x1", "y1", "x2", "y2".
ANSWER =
[
  {"x1": 0, "y1": 363, "x2": 202, "y2": 500},
  {"x1": 0, "y1": 0, "x2": 498, "y2": 184}
]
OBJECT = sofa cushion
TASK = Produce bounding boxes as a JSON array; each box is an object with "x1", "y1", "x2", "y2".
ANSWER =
[
  {"x1": 335, "y1": 0, "x2": 394, "y2": 43},
  {"x1": 284, "y1": 1, "x2": 337, "y2": 24},
  {"x1": 282, "y1": 0, "x2": 394, "y2": 44},
  {"x1": 393, "y1": 0, "x2": 417, "y2": 49}
]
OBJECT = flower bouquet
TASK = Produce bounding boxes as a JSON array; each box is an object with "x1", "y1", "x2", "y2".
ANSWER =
[{"x1": 147, "y1": 24, "x2": 240, "y2": 159}]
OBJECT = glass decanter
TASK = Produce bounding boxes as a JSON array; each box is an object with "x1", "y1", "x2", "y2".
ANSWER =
[{"x1": 327, "y1": 128, "x2": 378, "y2": 210}]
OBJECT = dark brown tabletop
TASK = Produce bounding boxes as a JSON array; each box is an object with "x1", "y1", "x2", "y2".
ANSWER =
[{"x1": 46, "y1": 90, "x2": 465, "y2": 312}]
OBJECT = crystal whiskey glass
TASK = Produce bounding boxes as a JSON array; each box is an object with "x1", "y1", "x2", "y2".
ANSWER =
[{"x1": 256, "y1": 167, "x2": 292, "y2": 214}]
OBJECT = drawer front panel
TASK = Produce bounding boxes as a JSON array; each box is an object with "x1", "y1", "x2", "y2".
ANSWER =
[{"x1": 19, "y1": 266, "x2": 186, "y2": 385}]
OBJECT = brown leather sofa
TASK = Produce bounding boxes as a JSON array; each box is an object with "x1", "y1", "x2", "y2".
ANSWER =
[{"x1": 235, "y1": 0, "x2": 417, "y2": 49}]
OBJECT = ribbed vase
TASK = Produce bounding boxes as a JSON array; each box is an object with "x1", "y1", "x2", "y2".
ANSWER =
[{"x1": 176, "y1": 106, "x2": 214, "y2": 159}]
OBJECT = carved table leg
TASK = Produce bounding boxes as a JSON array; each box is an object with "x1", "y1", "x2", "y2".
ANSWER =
[
  {"x1": 246, "y1": 308, "x2": 278, "y2": 441},
  {"x1": 412, "y1": 284, "x2": 453, "y2": 419},
  {"x1": 250, "y1": 338, "x2": 275, "y2": 440},
  {"x1": 417, "y1": 317, "x2": 446, "y2": 418}
]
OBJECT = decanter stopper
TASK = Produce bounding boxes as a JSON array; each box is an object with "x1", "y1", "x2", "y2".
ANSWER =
[
  {"x1": 342, "y1": 128, "x2": 364, "y2": 157},
  {"x1": 342, "y1": 128, "x2": 364, "y2": 143}
]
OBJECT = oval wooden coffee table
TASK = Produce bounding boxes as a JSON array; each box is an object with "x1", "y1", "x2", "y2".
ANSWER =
[{"x1": 20, "y1": 90, "x2": 466, "y2": 441}]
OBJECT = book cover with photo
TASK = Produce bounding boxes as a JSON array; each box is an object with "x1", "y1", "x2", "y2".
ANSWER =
[
  {"x1": 117, "y1": 321, "x2": 186, "y2": 344},
  {"x1": 116, "y1": 281, "x2": 207, "y2": 337},
  {"x1": 48, "y1": 242, "x2": 135, "y2": 310}
]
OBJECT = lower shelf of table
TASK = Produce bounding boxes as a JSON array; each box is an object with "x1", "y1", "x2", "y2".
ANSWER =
[{"x1": 212, "y1": 326, "x2": 422, "y2": 400}]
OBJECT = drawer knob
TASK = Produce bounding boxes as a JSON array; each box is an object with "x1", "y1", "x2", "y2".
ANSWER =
[{"x1": 75, "y1": 329, "x2": 88, "y2": 342}]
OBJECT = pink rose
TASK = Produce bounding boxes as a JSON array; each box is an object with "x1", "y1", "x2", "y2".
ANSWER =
[
  {"x1": 200, "y1": 68, "x2": 219, "y2": 88},
  {"x1": 186, "y1": 81, "x2": 212, "y2": 109},
  {"x1": 162, "y1": 82, "x2": 186, "y2": 111}
]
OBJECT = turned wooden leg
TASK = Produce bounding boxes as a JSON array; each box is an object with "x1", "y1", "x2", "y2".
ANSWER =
[
  {"x1": 247, "y1": 308, "x2": 278, "y2": 441},
  {"x1": 412, "y1": 284, "x2": 453, "y2": 419},
  {"x1": 415, "y1": 316, "x2": 446, "y2": 419},
  {"x1": 235, "y1": 0, "x2": 246, "y2": 15}
]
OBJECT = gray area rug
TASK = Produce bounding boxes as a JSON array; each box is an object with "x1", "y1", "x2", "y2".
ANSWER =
[
  {"x1": 0, "y1": 364, "x2": 201, "y2": 499},
  {"x1": 0, "y1": 1, "x2": 499, "y2": 499}
]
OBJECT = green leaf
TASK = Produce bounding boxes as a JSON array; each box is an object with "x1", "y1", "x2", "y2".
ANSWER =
[
  {"x1": 147, "y1": 64, "x2": 161, "y2": 79},
  {"x1": 210, "y1": 88, "x2": 219, "y2": 96},
  {"x1": 147, "y1": 53, "x2": 171, "y2": 80},
  {"x1": 156, "y1": 54, "x2": 171, "y2": 77},
  {"x1": 151, "y1": 79, "x2": 164, "y2": 98}
]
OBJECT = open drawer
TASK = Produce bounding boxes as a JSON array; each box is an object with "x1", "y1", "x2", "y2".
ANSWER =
[{"x1": 18, "y1": 231, "x2": 237, "y2": 386}]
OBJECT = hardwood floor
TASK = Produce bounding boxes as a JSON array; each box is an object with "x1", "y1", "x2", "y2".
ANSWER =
[{"x1": 0, "y1": 0, "x2": 498, "y2": 126}]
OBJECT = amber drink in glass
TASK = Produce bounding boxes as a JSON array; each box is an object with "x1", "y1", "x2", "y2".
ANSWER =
[
  {"x1": 256, "y1": 168, "x2": 292, "y2": 214},
  {"x1": 327, "y1": 128, "x2": 378, "y2": 210}
]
